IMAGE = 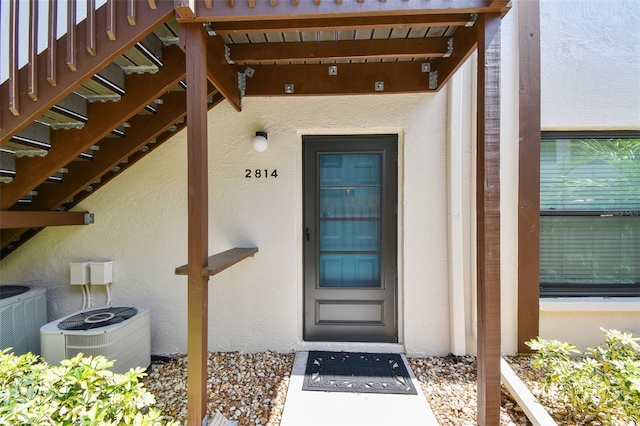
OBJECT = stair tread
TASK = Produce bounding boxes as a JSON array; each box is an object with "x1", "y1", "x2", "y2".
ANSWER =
[{"x1": 37, "y1": 111, "x2": 85, "y2": 130}]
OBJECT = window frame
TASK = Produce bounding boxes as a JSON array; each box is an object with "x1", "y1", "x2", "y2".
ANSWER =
[{"x1": 539, "y1": 130, "x2": 640, "y2": 297}]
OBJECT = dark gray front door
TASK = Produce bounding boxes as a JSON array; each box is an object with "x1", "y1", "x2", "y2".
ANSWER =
[{"x1": 303, "y1": 135, "x2": 397, "y2": 342}]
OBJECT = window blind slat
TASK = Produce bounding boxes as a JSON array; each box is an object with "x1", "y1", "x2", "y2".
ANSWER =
[
  {"x1": 540, "y1": 137, "x2": 640, "y2": 290},
  {"x1": 541, "y1": 138, "x2": 640, "y2": 211}
]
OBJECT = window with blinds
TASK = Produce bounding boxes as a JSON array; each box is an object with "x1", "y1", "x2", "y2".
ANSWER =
[{"x1": 540, "y1": 133, "x2": 640, "y2": 296}]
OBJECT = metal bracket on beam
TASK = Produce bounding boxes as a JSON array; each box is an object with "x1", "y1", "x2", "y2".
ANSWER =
[
  {"x1": 84, "y1": 213, "x2": 95, "y2": 225},
  {"x1": 374, "y1": 81, "x2": 384, "y2": 91},
  {"x1": 237, "y1": 67, "x2": 255, "y2": 98},
  {"x1": 238, "y1": 73, "x2": 246, "y2": 98},
  {"x1": 466, "y1": 13, "x2": 478, "y2": 27},
  {"x1": 328, "y1": 65, "x2": 338, "y2": 75},
  {"x1": 429, "y1": 70, "x2": 438, "y2": 90},
  {"x1": 444, "y1": 38, "x2": 453, "y2": 58},
  {"x1": 224, "y1": 45, "x2": 234, "y2": 64},
  {"x1": 421, "y1": 63, "x2": 431, "y2": 73},
  {"x1": 204, "y1": 23, "x2": 216, "y2": 36},
  {"x1": 285, "y1": 83, "x2": 294, "y2": 94}
]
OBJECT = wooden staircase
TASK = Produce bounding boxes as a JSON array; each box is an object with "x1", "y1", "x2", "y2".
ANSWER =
[{"x1": 0, "y1": 1, "x2": 223, "y2": 259}]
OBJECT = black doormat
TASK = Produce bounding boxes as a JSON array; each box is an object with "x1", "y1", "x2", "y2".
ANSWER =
[{"x1": 302, "y1": 351, "x2": 417, "y2": 395}]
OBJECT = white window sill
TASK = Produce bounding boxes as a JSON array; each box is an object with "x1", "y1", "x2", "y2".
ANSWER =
[{"x1": 540, "y1": 297, "x2": 640, "y2": 312}]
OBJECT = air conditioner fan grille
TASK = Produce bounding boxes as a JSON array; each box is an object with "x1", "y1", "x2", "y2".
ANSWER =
[{"x1": 57, "y1": 307, "x2": 138, "y2": 331}]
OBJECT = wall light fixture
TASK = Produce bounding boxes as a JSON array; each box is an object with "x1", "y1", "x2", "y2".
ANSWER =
[{"x1": 252, "y1": 131, "x2": 269, "y2": 152}]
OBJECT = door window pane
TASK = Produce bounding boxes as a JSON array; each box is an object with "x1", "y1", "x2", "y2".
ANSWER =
[{"x1": 319, "y1": 153, "x2": 382, "y2": 288}]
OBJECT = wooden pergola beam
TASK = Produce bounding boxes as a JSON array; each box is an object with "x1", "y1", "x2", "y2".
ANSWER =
[
  {"x1": 205, "y1": 35, "x2": 242, "y2": 112},
  {"x1": 207, "y1": 13, "x2": 474, "y2": 34},
  {"x1": 228, "y1": 37, "x2": 451, "y2": 63},
  {"x1": 434, "y1": 25, "x2": 477, "y2": 89},
  {"x1": 245, "y1": 61, "x2": 437, "y2": 96},
  {"x1": 475, "y1": 12, "x2": 502, "y2": 426},
  {"x1": 176, "y1": 29, "x2": 242, "y2": 112},
  {"x1": 0, "y1": 210, "x2": 93, "y2": 229},
  {"x1": 517, "y1": 0, "x2": 541, "y2": 353},
  {"x1": 182, "y1": 22, "x2": 210, "y2": 425},
  {"x1": 176, "y1": 0, "x2": 509, "y2": 23}
]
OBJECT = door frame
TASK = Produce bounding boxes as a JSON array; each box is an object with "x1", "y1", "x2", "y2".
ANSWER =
[{"x1": 301, "y1": 133, "x2": 400, "y2": 343}]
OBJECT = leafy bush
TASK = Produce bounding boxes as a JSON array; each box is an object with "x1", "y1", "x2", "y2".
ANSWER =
[
  {"x1": 527, "y1": 329, "x2": 640, "y2": 424},
  {"x1": 0, "y1": 349, "x2": 178, "y2": 425}
]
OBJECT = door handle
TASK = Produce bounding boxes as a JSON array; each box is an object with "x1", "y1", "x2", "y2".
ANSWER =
[{"x1": 305, "y1": 227, "x2": 311, "y2": 242}]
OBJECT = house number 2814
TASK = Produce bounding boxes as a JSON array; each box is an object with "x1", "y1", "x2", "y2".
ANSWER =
[{"x1": 245, "y1": 169, "x2": 278, "y2": 178}]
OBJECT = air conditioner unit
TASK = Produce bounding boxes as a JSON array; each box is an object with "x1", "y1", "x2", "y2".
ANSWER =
[
  {"x1": 40, "y1": 306, "x2": 150, "y2": 374},
  {"x1": 0, "y1": 286, "x2": 47, "y2": 356}
]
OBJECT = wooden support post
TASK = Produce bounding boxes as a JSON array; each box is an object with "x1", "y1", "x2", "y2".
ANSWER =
[
  {"x1": 517, "y1": 0, "x2": 541, "y2": 354},
  {"x1": 183, "y1": 23, "x2": 210, "y2": 425},
  {"x1": 476, "y1": 12, "x2": 501, "y2": 426}
]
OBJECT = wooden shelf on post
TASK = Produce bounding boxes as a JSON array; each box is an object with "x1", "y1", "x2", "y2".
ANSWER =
[{"x1": 175, "y1": 247, "x2": 258, "y2": 276}]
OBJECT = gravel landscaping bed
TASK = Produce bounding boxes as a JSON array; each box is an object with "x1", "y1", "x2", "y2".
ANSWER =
[
  {"x1": 408, "y1": 356, "x2": 532, "y2": 426},
  {"x1": 143, "y1": 352, "x2": 294, "y2": 426},
  {"x1": 143, "y1": 352, "x2": 557, "y2": 426}
]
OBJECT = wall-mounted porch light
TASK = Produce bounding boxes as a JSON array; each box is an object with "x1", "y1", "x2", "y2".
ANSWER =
[{"x1": 252, "y1": 131, "x2": 269, "y2": 152}]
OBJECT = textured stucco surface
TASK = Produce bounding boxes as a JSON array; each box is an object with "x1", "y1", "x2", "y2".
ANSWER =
[
  {"x1": 540, "y1": 0, "x2": 640, "y2": 129},
  {"x1": 0, "y1": 93, "x2": 458, "y2": 356},
  {"x1": 1, "y1": 0, "x2": 638, "y2": 357}
]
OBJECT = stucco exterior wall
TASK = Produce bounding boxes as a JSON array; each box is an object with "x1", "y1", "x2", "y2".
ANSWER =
[
  {"x1": 0, "y1": 93, "x2": 459, "y2": 356},
  {"x1": 1, "y1": 0, "x2": 637, "y2": 358},
  {"x1": 540, "y1": 0, "x2": 640, "y2": 130},
  {"x1": 537, "y1": 0, "x2": 640, "y2": 350}
]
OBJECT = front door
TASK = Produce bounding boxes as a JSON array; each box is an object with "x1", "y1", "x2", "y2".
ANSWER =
[{"x1": 303, "y1": 135, "x2": 397, "y2": 342}]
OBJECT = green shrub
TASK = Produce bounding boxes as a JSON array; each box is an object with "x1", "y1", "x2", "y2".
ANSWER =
[
  {"x1": 527, "y1": 328, "x2": 640, "y2": 424},
  {"x1": 0, "y1": 349, "x2": 178, "y2": 425}
]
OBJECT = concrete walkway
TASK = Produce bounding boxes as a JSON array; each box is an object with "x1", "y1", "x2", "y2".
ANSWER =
[{"x1": 280, "y1": 352, "x2": 439, "y2": 426}]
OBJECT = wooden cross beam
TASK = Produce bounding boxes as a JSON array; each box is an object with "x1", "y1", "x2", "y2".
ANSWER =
[{"x1": 0, "y1": 210, "x2": 93, "y2": 229}]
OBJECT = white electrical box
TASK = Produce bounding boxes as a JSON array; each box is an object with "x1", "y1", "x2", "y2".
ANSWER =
[
  {"x1": 90, "y1": 261, "x2": 113, "y2": 285},
  {"x1": 70, "y1": 262, "x2": 91, "y2": 285}
]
